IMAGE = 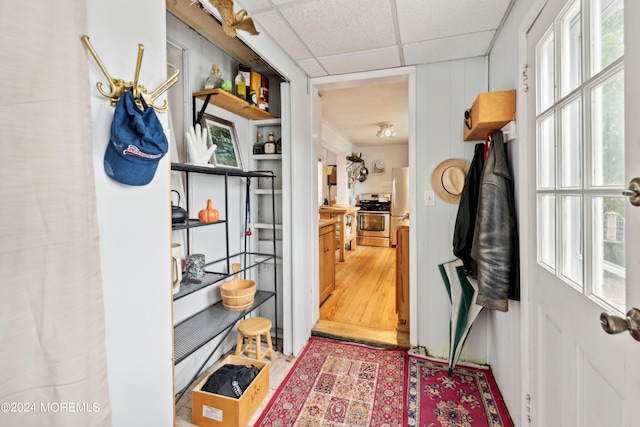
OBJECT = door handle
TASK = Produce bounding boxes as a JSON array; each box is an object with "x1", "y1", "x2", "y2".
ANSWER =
[
  {"x1": 600, "y1": 308, "x2": 640, "y2": 341},
  {"x1": 622, "y1": 177, "x2": 640, "y2": 206}
]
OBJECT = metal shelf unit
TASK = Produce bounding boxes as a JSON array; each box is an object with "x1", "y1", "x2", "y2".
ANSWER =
[{"x1": 171, "y1": 162, "x2": 279, "y2": 403}]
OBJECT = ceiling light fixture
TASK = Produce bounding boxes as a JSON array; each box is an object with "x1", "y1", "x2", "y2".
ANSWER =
[{"x1": 376, "y1": 123, "x2": 396, "y2": 138}]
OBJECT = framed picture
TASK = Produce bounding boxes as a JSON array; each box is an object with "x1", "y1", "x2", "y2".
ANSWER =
[{"x1": 201, "y1": 114, "x2": 243, "y2": 170}]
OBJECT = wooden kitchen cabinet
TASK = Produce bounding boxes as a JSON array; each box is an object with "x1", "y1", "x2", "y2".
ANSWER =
[
  {"x1": 319, "y1": 220, "x2": 336, "y2": 303},
  {"x1": 396, "y1": 225, "x2": 409, "y2": 332}
]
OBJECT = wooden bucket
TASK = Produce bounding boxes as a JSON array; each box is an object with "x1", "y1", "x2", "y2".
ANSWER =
[{"x1": 220, "y1": 263, "x2": 256, "y2": 311}]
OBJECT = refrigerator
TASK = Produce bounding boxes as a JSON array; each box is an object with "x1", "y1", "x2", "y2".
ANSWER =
[{"x1": 390, "y1": 167, "x2": 410, "y2": 246}]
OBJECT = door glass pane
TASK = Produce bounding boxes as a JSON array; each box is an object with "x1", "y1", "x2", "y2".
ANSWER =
[
  {"x1": 591, "y1": 0, "x2": 624, "y2": 74},
  {"x1": 592, "y1": 71, "x2": 625, "y2": 186},
  {"x1": 538, "y1": 114, "x2": 556, "y2": 189},
  {"x1": 592, "y1": 196, "x2": 625, "y2": 310},
  {"x1": 538, "y1": 194, "x2": 556, "y2": 269},
  {"x1": 560, "y1": 195, "x2": 583, "y2": 287},
  {"x1": 560, "y1": 98, "x2": 582, "y2": 188},
  {"x1": 538, "y1": 30, "x2": 555, "y2": 113},
  {"x1": 561, "y1": 1, "x2": 582, "y2": 96}
]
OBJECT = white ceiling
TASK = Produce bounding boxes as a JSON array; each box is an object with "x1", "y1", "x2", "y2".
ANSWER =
[{"x1": 200, "y1": 0, "x2": 515, "y2": 147}]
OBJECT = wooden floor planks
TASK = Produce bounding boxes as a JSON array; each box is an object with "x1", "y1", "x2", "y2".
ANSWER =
[{"x1": 315, "y1": 245, "x2": 409, "y2": 347}]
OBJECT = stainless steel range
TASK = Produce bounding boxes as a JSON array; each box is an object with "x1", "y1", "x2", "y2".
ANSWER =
[{"x1": 356, "y1": 193, "x2": 391, "y2": 247}]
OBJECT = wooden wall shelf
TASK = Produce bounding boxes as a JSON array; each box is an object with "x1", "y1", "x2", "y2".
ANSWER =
[
  {"x1": 463, "y1": 90, "x2": 516, "y2": 141},
  {"x1": 194, "y1": 89, "x2": 277, "y2": 121}
]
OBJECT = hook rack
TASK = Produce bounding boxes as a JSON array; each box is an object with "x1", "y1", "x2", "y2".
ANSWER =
[{"x1": 81, "y1": 35, "x2": 180, "y2": 114}]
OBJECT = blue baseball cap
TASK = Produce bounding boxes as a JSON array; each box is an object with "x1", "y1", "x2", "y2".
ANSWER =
[{"x1": 104, "y1": 90, "x2": 168, "y2": 186}]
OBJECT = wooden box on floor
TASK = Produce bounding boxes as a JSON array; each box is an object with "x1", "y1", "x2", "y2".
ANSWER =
[{"x1": 192, "y1": 355, "x2": 269, "y2": 427}]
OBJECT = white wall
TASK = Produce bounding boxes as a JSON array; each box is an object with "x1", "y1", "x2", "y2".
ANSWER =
[
  {"x1": 87, "y1": 1, "x2": 175, "y2": 425},
  {"x1": 322, "y1": 123, "x2": 353, "y2": 205},
  {"x1": 414, "y1": 57, "x2": 489, "y2": 361},
  {"x1": 351, "y1": 144, "x2": 408, "y2": 196},
  {"x1": 485, "y1": 0, "x2": 533, "y2": 422}
]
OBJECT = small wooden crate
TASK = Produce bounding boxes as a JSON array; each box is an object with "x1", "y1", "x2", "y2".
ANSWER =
[
  {"x1": 463, "y1": 90, "x2": 516, "y2": 141},
  {"x1": 192, "y1": 355, "x2": 269, "y2": 427}
]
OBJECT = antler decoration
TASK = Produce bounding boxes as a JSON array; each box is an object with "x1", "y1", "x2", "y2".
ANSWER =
[{"x1": 209, "y1": 0, "x2": 260, "y2": 37}]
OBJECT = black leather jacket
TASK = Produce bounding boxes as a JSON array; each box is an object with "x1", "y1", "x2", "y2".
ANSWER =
[
  {"x1": 453, "y1": 143, "x2": 485, "y2": 278},
  {"x1": 471, "y1": 131, "x2": 520, "y2": 311}
]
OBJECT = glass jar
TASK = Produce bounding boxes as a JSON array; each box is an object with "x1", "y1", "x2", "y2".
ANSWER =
[
  {"x1": 204, "y1": 64, "x2": 223, "y2": 90},
  {"x1": 253, "y1": 133, "x2": 265, "y2": 154},
  {"x1": 264, "y1": 131, "x2": 276, "y2": 154}
]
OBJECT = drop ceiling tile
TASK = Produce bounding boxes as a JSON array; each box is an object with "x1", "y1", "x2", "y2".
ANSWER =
[
  {"x1": 252, "y1": 9, "x2": 313, "y2": 61},
  {"x1": 297, "y1": 58, "x2": 327, "y2": 78},
  {"x1": 403, "y1": 31, "x2": 495, "y2": 65},
  {"x1": 235, "y1": 0, "x2": 271, "y2": 12},
  {"x1": 270, "y1": 0, "x2": 300, "y2": 5},
  {"x1": 396, "y1": 0, "x2": 511, "y2": 43},
  {"x1": 279, "y1": 0, "x2": 397, "y2": 57},
  {"x1": 318, "y1": 46, "x2": 402, "y2": 75}
]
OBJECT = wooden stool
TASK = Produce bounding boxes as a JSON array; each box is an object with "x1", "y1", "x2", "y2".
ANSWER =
[{"x1": 235, "y1": 317, "x2": 275, "y2": 361}]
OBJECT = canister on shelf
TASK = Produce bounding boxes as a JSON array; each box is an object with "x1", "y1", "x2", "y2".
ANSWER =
[
  {"x1": 253, "y1": 133, "x2": 265, "y2": 154},
  {"x1": 235, "y1": 65, "x2": 247, "y2": 100},
  {"x1": 204, "y1": 64, "x2": 222, "y2": 90},
  {"x1": 264, "y1": 131, "x2": 276, "y2": 154}
]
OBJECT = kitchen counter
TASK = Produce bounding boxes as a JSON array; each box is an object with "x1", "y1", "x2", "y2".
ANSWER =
[
  {"x1": 319, "y1": 205, "x2": 360, "y2": 262},
  {"x1": 319, "y1": 218, "x2": 337, "y2": 228}
]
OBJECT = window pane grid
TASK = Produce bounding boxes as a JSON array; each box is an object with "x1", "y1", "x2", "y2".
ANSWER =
[
  {"x1": 537, "y1": 113, "x2": 556, "y2": 190},
  {"x1": 559, "y1": 96, "x2": 583, "y2": 188},
  {"x1": 591, "y1": 195, "x2": 625, "y2": 310},
  {"x1": 537, "y1": 29, "x2": 555, "y2": 114},
  {"x1": 535, "y1": 0, "x2": 624, "y2": 307},
  {"x1": 559, "y1": 195, "x2": 584, "y2": 288},
  {"x1": 591, "y1": 0, "x2": 624, "y2": 75},
  {"x1": 560, "y1": 0, "x2": 582, "y2": 96},
  {"x1": 590, "y1": 69, "x2": 625, "y2": 187}
]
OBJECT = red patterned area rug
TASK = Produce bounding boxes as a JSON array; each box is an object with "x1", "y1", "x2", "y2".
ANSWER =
[
  {"x1": 407, "y1": 355, "x2": 513, "y2": 426},
  {"x1": 255, "y1": 337, "x2": 407, "y2": 426}
]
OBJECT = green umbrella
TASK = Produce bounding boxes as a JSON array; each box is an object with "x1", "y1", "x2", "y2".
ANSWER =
[{"x1": 438, "y1": 259, "x2": 484, "y2": 375}]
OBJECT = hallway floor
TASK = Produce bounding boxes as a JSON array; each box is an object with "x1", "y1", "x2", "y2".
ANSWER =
[
  {"x1": 176, "y1": 245, "x2": 410, "y2": 425},
  {"x1": 315, "y1": 244, "x2": 409, "y2": 347}
]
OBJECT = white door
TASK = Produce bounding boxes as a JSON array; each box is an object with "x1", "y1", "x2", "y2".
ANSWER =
[{"x1": 525, "y1": 0, "x2": 640, "y2": 425}]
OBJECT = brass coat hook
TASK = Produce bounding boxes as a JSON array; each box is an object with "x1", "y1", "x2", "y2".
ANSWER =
[{"x1": 81, "y1": 35, "x2": 180, "y2": 113}]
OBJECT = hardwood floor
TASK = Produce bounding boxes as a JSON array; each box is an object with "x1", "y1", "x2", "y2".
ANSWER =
[{"x1": 314, "y1": 244, "x2": 409, "y2": 348}]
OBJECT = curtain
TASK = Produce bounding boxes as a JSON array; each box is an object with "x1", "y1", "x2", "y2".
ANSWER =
[{"x1": 0, "y1": 1, "x2": 111, "y2": 425}]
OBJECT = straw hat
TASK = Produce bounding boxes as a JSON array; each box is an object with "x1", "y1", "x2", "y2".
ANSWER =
[{"x1": 431, "y1": 158, "x2": 471, "y2": 204}]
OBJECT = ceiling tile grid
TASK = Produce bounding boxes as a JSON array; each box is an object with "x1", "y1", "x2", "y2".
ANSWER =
[
  {"x1": 251, "y1": 9, "x2": 313, "y2": 60},
  {"x1": 277, "y1": 0, "x2": 398, "y2": 58},
  {"x1": 233, "y1": 0, "x2": 513, "y2": 76},
  {"x1": 318, "y1": 46, "x2": 402, "y2": 76},
  {"x1": 395, "y1": 0, "x2": 512, "y2": 43},
  {"x1": 296, "y1": 58, "x2": 325, "y2": 77},
  {"x1": 403, "y1": 31, "x2": 496, "y2": 65},
  {"x1": 212, "y1": 0, "x2": 514, "y2": 147}
]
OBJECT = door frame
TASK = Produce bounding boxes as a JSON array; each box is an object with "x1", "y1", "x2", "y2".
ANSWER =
[
  {"x1": 310, "y1": 66, "x2": 418, "y2": 346},
  {"x1": 517, "y1": 0, "x2": 549, "y2": 424}
]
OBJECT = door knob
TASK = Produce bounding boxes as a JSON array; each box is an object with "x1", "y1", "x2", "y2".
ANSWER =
[
  {"x1": 622, "y1": 177, "x2": 640, "y2": 206},
  {"x1": 600, "y1": 308, "x2": 640, "y2": 341}
]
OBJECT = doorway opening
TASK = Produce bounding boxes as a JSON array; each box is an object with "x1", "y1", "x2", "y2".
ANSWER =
[{"x1": 311, "y1": 70, "x2": 413, "y2": 348}]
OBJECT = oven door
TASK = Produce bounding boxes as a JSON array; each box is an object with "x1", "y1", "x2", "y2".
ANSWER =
[{"x1": 356, "y1": 211, "x2": 390, "y2": 247}]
